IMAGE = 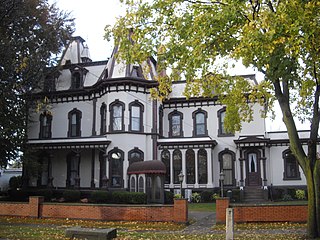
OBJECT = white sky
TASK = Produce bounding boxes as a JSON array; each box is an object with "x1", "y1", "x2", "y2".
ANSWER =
[
  {"x1": 50, "y1": 0, "x2": 125, "y2": 61},
  {"x1": 49, "y1": 0, "x2": 309, "y2": 132}
]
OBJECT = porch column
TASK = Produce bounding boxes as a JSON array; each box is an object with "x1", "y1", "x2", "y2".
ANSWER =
[
  {"x1": 261, "y1": 148, "x2": 267, "y2": 188},
  {"x1": 207, "y1": 147, "x2": 214, "y2": 188},
  {"x1": 169, "y1": 149, "x2": 174, "y2": 188},
  {"x1": 48, "y1": 153, "x2": 54, "y2": 188},
  {"x1": 90, "y1": 149, "x2": 95, "y2": 188},
  {"x1": 239, "y1": 149, "x2": 244, "y2": 188}
]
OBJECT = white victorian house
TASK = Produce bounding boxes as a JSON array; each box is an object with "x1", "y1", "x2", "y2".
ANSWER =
[{"x1": 26, "y1": 36, "x2": 308, "y2": 202}]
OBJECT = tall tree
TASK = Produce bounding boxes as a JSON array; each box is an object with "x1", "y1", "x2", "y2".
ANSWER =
[
  {"x1": 0, "y1": 0, "x2": 74, "y2": 167},
  {"x1": 108, "y1": 0, "x2": 320, "y2": 238}
]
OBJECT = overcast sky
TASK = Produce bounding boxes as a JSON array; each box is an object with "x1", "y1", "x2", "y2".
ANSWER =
[{"x1": 50, "y1": 0, "x2": 125, "y2": 61}]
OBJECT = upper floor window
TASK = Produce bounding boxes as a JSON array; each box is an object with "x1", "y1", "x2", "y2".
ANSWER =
[
  {"x1": 169, "y1": 110, "x2": 183, "y2": 137},
  {"x1": 100, "y1": 103, "x2": 107, "y2": 134},
  {"x1": 68, "y1": 108, "x2": 82, "y2": 137},
  {"x1": 218, "y1": 107, "x2": 233, "y2": 137},
  {"x1": 129, "y1": 101, "x2": 144, "y2": 132},
  {"x1": 193, "y1": 109, "x2": 207, "y2": 136},
  {"x1": 283, "y1": 149, "x2": 301, "y2": 180},
  {"x1": 39, "y1": 111, "x2": 52, "y2": 139},
  {"x1": 128, "y1": 148, "x2": 144, "y2": 165},
  {"x1": 109, "y1": 100, "x2": 125, "y2": 132}
]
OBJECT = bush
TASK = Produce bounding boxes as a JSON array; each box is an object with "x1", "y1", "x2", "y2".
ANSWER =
[
  {"x1": 211, "y1": 193, "x2": 219, "y2": 201},
  {"x1": 90, "y1": 191, "x2": 112, "y2": 203},
  {"x1": 174, "y1": 193, "x2": 182, "y2": 199},
  {"x1": 191, "y1": 192, "x2": 201, "y2": 203},
  {"x1": 112, "y1": 191, "x2": 147, "y2": 204},
  {"x1": 200, "y1": 191, "x2": 214, "y2": 202},
  {"x1": 62, "y1": 190, "x2": 81, "y2": 202},
  {"x1": 8, "y1": 189, "x2": 29, "y2": 201},
  {"x1": 295, "y1": 189, "x2": 306, "y2": 200},
  {"x1": 9, "y1": 176, "x2": 22, "y2": 190},
  {"x1": 282, "y1": 193, "x2": 293, "y2": 201},
  {"x1": 164, "y1": 190, "x2": 174, "y2": 204}
]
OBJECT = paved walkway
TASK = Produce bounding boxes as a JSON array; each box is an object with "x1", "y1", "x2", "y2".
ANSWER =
[{"x1": 183, "y1": 211, "x2": 217, "y2": 234}]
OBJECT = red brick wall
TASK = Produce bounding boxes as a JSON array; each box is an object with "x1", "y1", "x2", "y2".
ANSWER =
[
  {"x1": 0, "y1": 197, "x2": 188, "y2": 223},
  {"x1": 216, "y1": 198, "x2": 307, "y2": 223}
]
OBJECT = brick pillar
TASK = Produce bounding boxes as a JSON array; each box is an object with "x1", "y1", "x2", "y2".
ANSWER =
[
  {"x1": 174, "y1": 198, "x2": 188, "y2": 224},
  {"x1": 216, "y1": 197, "x2": 230, "y2": 224},
  {"x1": 29, "y1": 196, "x2": 44, "y2": 218}
]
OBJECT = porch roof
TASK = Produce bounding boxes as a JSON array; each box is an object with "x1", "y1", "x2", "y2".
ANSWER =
[{"x1": 27, "y1": 137, "x2": 111, "y2": 150}]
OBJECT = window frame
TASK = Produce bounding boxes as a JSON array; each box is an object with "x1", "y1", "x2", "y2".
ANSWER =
[
  {"x1": 192, "y1": 109, "x2": 208, "y2": 137},
  {"x1": 39, "y1": 111, "x2": 52, "y2": 139},
  {"x1": 173, "y1": 149, "x2": 182, "y2": 184},
  {"x1": 161, "y1": 150, "x2": 171, "y2": 184},
  {"x1": 168, "y1": 110, "x2": 183, "y2": 138},
  {"x1": 109, "y1": 100, "x2": 125, "y2": 132},
  {"x1": 108, "y1": 148, "x2": 124, "y2": 188},
  {"x1": 198, "y1": 149, "x2": 208, "y2": 184},
  {"x1": 129, "y1": 100, "x2": 144, "y2": 132},
  {"x1": 283, "y1": 149, "x2": 301, "y2": 180},
  {"x1": 128, "y1": 147, "x2": 144, "y2": 165},
  {"x1": 186, "y1": 149, "x2": 195, "y2": 184},
  {"x1": 217, "y1": 107, "x2": 234, "y2": 137},
  {"x1": 218, "y1": 149, "x2": 236, "y2": 186},
  {"x1": 68, "y1": 108, "x2": 82, "y2": 137}
]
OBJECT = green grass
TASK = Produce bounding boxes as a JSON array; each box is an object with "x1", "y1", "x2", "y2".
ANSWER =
[{"x1": 188, "y1": 202, "x2": 216, "y2": 212}]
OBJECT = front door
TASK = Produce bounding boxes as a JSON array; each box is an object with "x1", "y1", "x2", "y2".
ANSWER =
[{"x1": 246, "y1": 151, "x2": 261, "y2": 186}]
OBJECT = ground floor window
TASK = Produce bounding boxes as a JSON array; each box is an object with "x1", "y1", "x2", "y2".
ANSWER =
[{"x1": 198, "y1": 149, "x2": 207, "y2": 184}]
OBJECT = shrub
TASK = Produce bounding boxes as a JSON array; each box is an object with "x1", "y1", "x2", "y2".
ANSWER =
[
  {"x1": 191, "y1": 192, "x2": 201, "y2": 203},
  {"x1": 174, "y1": 193, "x2": 182, "y2": 199},
  {"x1": 9, "y1": 176, "x2": 22, "y2": 190},
  {"x1": 90, "y1": 191, "x2": 112, "y2": 203},
  {"x1": 295, "y1": 189, "x2": 306, "y2": 200},
  {"x1": 282, "y1": 193, "x2": 293, "y2": 201},
  {"x1": 164, "y1": 190, "x2": 174, "y2": 204},
  {"x1": 111, "y1": 191, "x2": 146, "y2": 204},
  {"x1": 8, "y1": 189, "x2": 29, "y2": 201},
  {"x1": 211, "y1": 193, "x2": 219, "y2": 201},
  {"x1": 62, "y1": 190, "x2": 81, "y2": 202},
  {"x1": 200, "y1": 191, "x2": 214, "y2": 202}
]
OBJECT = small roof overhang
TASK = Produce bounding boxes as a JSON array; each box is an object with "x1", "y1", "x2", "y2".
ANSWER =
[
  {"x1": 234, "y1": 135, "x2": 270, "y2": 148},
  {"x1": 127, "y1": 160, "x2": 166, "y2": 175},
  {"x1": 27, "y1": 137, "x2": 111, "y2": 150},
  {"x1": 158, "y1": 137, "x2": 217, "y2": 149}
]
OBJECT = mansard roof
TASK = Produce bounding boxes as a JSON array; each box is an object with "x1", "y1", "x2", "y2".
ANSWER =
[{"x1": 127, "y1": 160, "x2": 166, "y2": 175}]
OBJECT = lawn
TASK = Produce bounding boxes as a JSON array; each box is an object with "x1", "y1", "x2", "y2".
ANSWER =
[
  {"x1": 0, "y1": 216, "x2": 307, "y2": 239},
  {"x1": 188, "y1": 202, "x2": 216, "y2": 212}
]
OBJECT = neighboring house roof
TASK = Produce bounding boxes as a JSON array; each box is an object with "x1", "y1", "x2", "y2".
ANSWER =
[{"x1": 127, "y1": 160, "x2": 166, "y2": 175}]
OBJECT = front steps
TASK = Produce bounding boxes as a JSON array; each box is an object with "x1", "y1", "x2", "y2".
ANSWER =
[{"x1": 244, "y1": 186, "x2": 267, "y2": 202}]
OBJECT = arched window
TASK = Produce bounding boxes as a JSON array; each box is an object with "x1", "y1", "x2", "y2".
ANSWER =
[
  {"x1": 138, "y1": 176, "x2": 144, "y2": 192},
  {"x1": 186, "y1": 149, "x2": 195, "y2": 184},
  {"x1": 217, "y1": 107, "x2": 233, "y2": 136},
  {"x1": 198, "y1": 149, "x2": 208, "y2": 184},
  {"x1": 168, "y1": 110, "x2": 183, "y2": 137},
  {"x1": 173, "y1": 149, "x2": 182, "y2": 184},
  {"x1": 108, "y1": 148, "x2": 124, "y2": 188},
  {"x1": 219, "y1": 149, "x2": 235, "y2": 186},
  {"x1": 68, "y1": 109, "x2": 82, "y2": 137},
  {"x1": 109, "y1": 100, "x2": 125, "y2": 131},
  {"x1": 99, "y1": 151, "x2": 107, "y2": 188},
  {"x1": 193, "y1": 109, "x2": 207, "y2": 136},
  {"x1": 129, "y1": 100, "x2": 144, "y2": 132},
  {"x1": 130, "y1": 176, "x2": 136, "y2": 192},
  {"x1": 128, "y1": 148, "x2": 144, "y2": 165},
  {"x1": 161, "y1": 150, "x2": 170, "y2": 184},
  {"x1": 100, "y1": 103, "x2": 107, "y2": 134},
  {"x1": 39, "y1": 111, "x2": 52, "y2": 139},
  {"x1": 283, "y1": 149, "x2": 301, "y2": 180},
  {"x1": 66, "y1": 152, "x2": 80, "y2": 188}
]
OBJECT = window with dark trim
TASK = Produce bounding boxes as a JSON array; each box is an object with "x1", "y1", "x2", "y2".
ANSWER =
[
  {"x1": 68, "y1": 108, "x2": 82, "y2": 137},
  {"x1": 39, "y1": 111, "x2": 52, "y2": 139},
  {"x1": 173, "y1": 149, "x2": 182, "y2": 184},
  {"x1": 193, "y1": 109, "x2": 208, "y2": 136},
  {"x1": 219, "y1": 149, "x2": 235, "y2": 186},
  {"x1": 168, "y1": 110, "x2": 183, "y2": 137},
  {"x1": 198, "y1": 149, "x2": 208, "y2": 184},
  {"x1": 138, "y1": 176, "x2": 144, "y2": 192},
  {"x1": 70, "y1": 67, "x2": 88, "y2": 89},
  {"x1": 100, "y1": 103, "x2": 107, "y2": 134},
  {"x1": 130, "y1": 177, "x2": 136, "y2": 192},
  {"x1": 129, "y1": 100, "x2": 144, "y2": 132},
  {"x1": 66, "y1": 152, "x2": 80, "y2": 188},
  {"x1": 186, "y1": 149, "x2": 195, "y2": 184},
  {"x1": 108, "y1": 148, "x2": 124, "y2": 188},
  {"x1": 217, "y1": 107, "x2": 233, "y2": 137},
  {"x1": 283, "y1": 149, "x2": 301, "y2": 180},
  {"x1": 37, "y1": 152, "x2": 50, "y2": 187},
  {"x1": 128, "y1": 148, "x2": 144, "y2": 165},
  {"x1": 109, "y1": 100, "x2": 125, "y2": 132},
  {"x1": 99, "y1": 151, "x2": 107, "y2": 188},
  {"x1": 161, "y1": 150, "x2": 170, "y2": 184}
]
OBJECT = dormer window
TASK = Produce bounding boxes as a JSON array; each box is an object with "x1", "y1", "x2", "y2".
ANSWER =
[{"x1": 70, "y1": 66, "x2": 88, "y2": 90}]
